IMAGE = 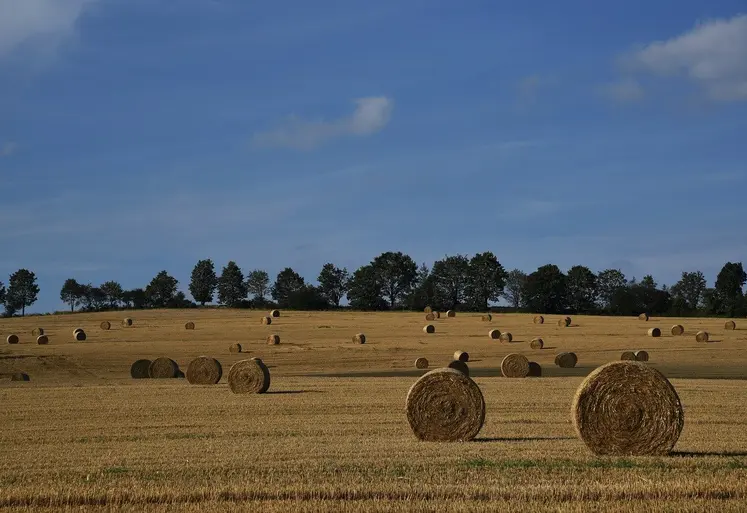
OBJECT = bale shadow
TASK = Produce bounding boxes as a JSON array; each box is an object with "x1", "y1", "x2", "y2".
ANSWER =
[
  {"x1": 671, "y1": 451, "x2": 747, "y2": 458},
  {"x1": 475, "y1": 436, "x2": 575, "y2": 443},
  {"x1": 265, "y1": 390, "x2": 319, "y2": 395}
]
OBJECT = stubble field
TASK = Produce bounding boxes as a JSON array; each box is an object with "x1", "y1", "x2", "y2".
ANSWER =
[{"x1": 2, "y1": 309, "x2": 747, "y2": 512}]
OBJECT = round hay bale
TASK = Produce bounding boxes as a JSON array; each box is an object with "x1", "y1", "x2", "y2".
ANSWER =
[
  {"x1": 405, "y1": 368, "x2": 485, "y2": 442},
  {"x1": 434, "y1": 311, "x2": 441, "y2": 319},
  {"x1": 353, "y1": 333, "x2": 366, "y2": 344},
  {"x1": 267, "y1": 334, "x2": 280, "y2": 345},
  {"x1": 185, "y1": 321, "x2": 195, "y2": 330},
  {"x1": 270, "y1": 309, "x2": 280, "y2": 318},
  {"x1": 415, "y1": 357, "x2": 429, "y2": 369},
  {"x1": 571, "y1": 361, "x2": 684, "y2": 456},
  {"x1": 186, "y1": 356, "x2": 222, "y2": 385},
  {"x1": 73, "y1": 328, "x2": 84, "y2": 336},
  {"x1": 695, "y1": 331, "x2": 709, "y2": 343},
  {"x1": 425, "y1": 313, "x2": 435, "y2": 321},
  {"x1": 447, "y1": 360, "x2": 469, "y2": 377},
  {"x1": 100, "y1": 321, "x2": 111, "y2": 331},
  {"x1": 499, "y1": 332, "x2": 513, "y2": 343},
  {"x1": 446, "y1": 310, "x2": 456, "y2": 318},
  {"x1": 149, "y1": 357, "x2": 178, "y2": 379},
  {"x1": 11, "y1": 372, "x2": 30, "y2": 381},
  {"x1": 501, "y1": 353, "x2": 530, "y2": 378},
  {"x1": 261, "y1": 316, "x2": 272, "y2": 325},
  {"x1": 31, "y1": 328, "x2": 44, "y2": 336},
  {"x1": 530, "y1": 337, "x2": 544, "y2": 350},
  {"x1": 488, "y1": 329, "x2": 501, "y2": 340},
  {"x1": 74, "y1": 330, "x2": 87, "y2": 342},
  {"x1": 533, "y1": 315, "x2": 544, "y2": 325},
  {"x1": 123, "y1": 318, "x2": 133, "y2": 327},
  {"x1": 638, "y1": 313, "x2": 649, "y2": 321},
  {"x1": 725, "y1": 320, "x2": 736, "y2": 330},
  {"x1": 620, "y1": 351, "x2": 636, "y2": 361},
  {"x1": 229, "y1": 343, "x2": 242, "y2": 353},
  {"x1": 647, "y1": 328, "x2": 661, "y2": 338},
  {"x1": 227, "y1": 358, "x2": 270, "y2": 394},
  {"x1": 528, "y1": 362, "x2": 542, "y2": 377},
  {"x1": 6, "y1": 334, "x2": 19, "y2": 345},
  {"x1": 423, "y1": 324, "x2": 435, "y2": 334},
  {"x1": 130, "y1": 359, "x2": 152, "y2": 379},
  {"x1": 635, "y1": 350, "x2": 649, "y2": 362},
  {"x1": 671, "y1": 324, "x2": 685, "y2": 336},
  {"x1": 36, "y1": 335, "x2": 49, "y2": 345},
  {"x1": 175, "y1": 369, "x2": 185, "y2": 379},
  {"x1": 555, "y1": 352, "x2": 577, "y2": 368},
  {"x1": 482, "y1": 314, "x2": 492, "y2": 322},
  {"x1": 454, "y1": 350, "x2": 469, "y2": 362},
  {"x1": 558, "y1": 317, "x2": 571, "y2": 327},
  {"x1": 424, "y1": 306, "x2": 432, "y2": 313}
]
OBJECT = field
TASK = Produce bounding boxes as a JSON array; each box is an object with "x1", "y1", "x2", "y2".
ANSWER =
[{"x1": 2, "y1": 310, "x2": 747, "y2": 512}]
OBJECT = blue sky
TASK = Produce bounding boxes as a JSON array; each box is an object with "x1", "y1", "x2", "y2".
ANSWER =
[{"x1": 1, "y1": 0, "x2": 746, "y2": 313}]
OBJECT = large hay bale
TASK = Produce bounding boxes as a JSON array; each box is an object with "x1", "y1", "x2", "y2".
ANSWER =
[
  {"x1": 130, "y1": 359, "x2": 152, "y2": 379},
  {"x1": 454, "y1": 350, "x2": 469, "y2": 362},
  {"x1": 530, "y1": 337, "x2": 544, "y2": 349},
  {"x1": 555, "y1": 352, "x2": 577, "y2": 368},
  {"x1": 6, "y1": 334, "x2": 19, "y2": 345},
  {"x1": 425, "y1": 313, "x2": 435, "y2": 321},
  {"x1": 267, "y1": 334, "x2": 280, "y2": 345},
  {"x1": 638, "y1": 313, "x2": 649, "y2": 321},
  {"x1": 100, "y1": 321, "x2": 111, "y2": 331},
  {"x1": 447, "y1": 360, "x2": 469, "y2": 377},
  {"x1": 620, "y1": 351, "x2": 636, "y2": 361},
  {"x1": 647, "y1": 328, "x2": 661, "y2": 338},
  {"x1": 405, "y1": 368, "x2": 485, "y2": 442},
  {"x1": 725, "y1": 320, "x2": 736, "y2": 330},
  {"x1": 501, "y1": 353, "x2": 530, "y2": 378},
  {"x1": 261, "y1": 316, "x2": 272, "y2": 325},
  {"x1": 571, "y1": 361, "x2": 684, "y2": 456},
  {"x1": 123, "y1": 318, "x2": 133, "y2": 327},
  {"x1": 671, "y1": 324, "x2": 684, "y2": 336},
  {"x1": 149, "y1": 357, "x2": 178, "y2": 378},
  {"x1": 635, "y1": 350, "x2": 649, "y2": 362},
  {"x1": 558, "y1": 317, "x2": 571, "y2": 327},
  {"x1": 185, "y1": 321, "x2": 195, "y2": 330},
  {"x1": 415, "y1": 357, "x2": 429, "y2": 369},
  {"x1": 527, "y1": 362, "x2": 542, "y2": 377},
  {"x1": 499, "y1": 332, "x2": 513, "y2": 343},
  {"x1": 228, "y1": 358, "x2": 270, "y2": 394},
  {"x1": 270, "y1": 309, "x2": 281, "y2": 318},
  {"x1": 31, "y1": 328, "x2": 44, "y2": 336},
  {"x1": 424, "y1": 306, "x2": 432, "y2": 314},
  {"x1": 186, "y1": 356, "x2": 223, "y2": 385},
  {"x1": 533, "y1": 315, "x2": 544, "y2": 325},
  {"x1": 446, "y1": 310, "x2": 456, "y2": 318},
  {"x1": 695, "y1": 331, "x2": 709, "y2": 343},
  {"x1": 423, "y1": 324, "x2": 435, "y2": 334},
  {"x1": 36, "y1": 335, "x2": 49, "y2": 345},
  {"x1": 488, "y1": 329, "x2": 501, "y2": 340},
  {"x1": 353, "y1": 333, "x2": 366, "y2": 344},
  {"x1": 482, "y1": 314, "x2": 492, "y2": 322},
  {"x1": 74, "y1": 330, "x2": 87, "y2": 342},
  {"x1": 229, "y1": 343, "x2": 242, "y2": 353}
]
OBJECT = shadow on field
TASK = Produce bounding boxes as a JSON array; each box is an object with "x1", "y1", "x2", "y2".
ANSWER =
[
  {"x1": 475, "y1": 436, "x2": 575, "y2": 443},
  {"x1": 265, "y1": 390, "x2": 320, "y2": 395},
  {"x1": 671, "y1": 451, "x2": 747, "y2": 458}
]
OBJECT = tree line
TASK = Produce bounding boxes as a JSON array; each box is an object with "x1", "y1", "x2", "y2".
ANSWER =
[{"x1": 1, "y1": 252, "x2": 746, "y2": 318}]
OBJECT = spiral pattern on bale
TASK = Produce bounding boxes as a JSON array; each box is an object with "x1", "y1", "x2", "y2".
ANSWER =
[
  {"x1": 571, "y1": 361, "x2": 684, "y2": 456},
  {"x1": 149, "y1": 357, "x2": 179, "y2": 378},
  {"x1": 261, "y1": 316, "x2": 272, "y2": 325},
  {"x1": 271, "y1": 310, "x2": 281, "y2": 318},
  {"x1": 695, "y1": 331, "x2": 709, "y2": 342},
  {"x1": 647, "y1": 328, "x2": 661, "y2": 338},
  {"x1": 186, "y1": 356, "x2": 222, "y2": 385},
  {"x1": 415, "y1": 357, "x2": 429, "y2": 369},
  {"x1": 489, "y1": 329, "x2": 501, "y2": 340},
  {"x1": 32, "y1": 328, "x2": 44, "y2": 336},
  {"x1": 267, "y1": 334, "x2": 280, "y2": 345},
  {"x1": 446, "y1": 310, "x2": 456, "y2": 318},
  {"x1": 185, "y1": 321, "x2": 195, "y2": 330},
  {"x1": 100, "y1": 321, "x2": 111, "y2": 331},
  {"x1": 499, "y1": 332, "x2": 513, "y2": 343},
  {"x1": 423, "y1": 324, "x2": 435, "y2": 334},
  {"x1": 36, "y1": 335, "x2": 49, "y2": 345},
  {"x1": 621, "y1": 351, "x2": 636, "y2": 361},
  {"x1": 74, "y1": 330, "x2": 87, "y2": 342},
  {"x1": 447, "y1": 360, "x2": 469, "y2": 377},
  {"x1": 530, "y1": 338, "x2": 544, "y2": 350},
  {"x1": 555, "y1": 352, "x2": 577, "y2": 368},
  {"x1": 229, "y1": 343, "x2": 242, "y2": 353},
  {"x1": 725, "y1": 320, "x2": 736, "y2": 330},
  {"x1": 405, "y1": 368, "x2": 485, "y2": 442},
  {"x1": 228, "y1": 358, "x2": 270, "y2": 394},
  {"x1": 638, "y1": 313, "x2": 649, "y2": 321},
  {"x1": 425, "y1": 313, "x2": 435, "y2": 321},
  {"x1": 533, "y1": 315, "x2": 544, "y2": 324},
  {"x1": 501, "y1": 353, "x2": 529, "y2": 378},
  {"x1": 130, "y1": 359, "x2": 152, "y2": 379},
  {"x1": 123, "y1": 318, "x2": 133, "y2": 327},
  {"x1": 671, "y1": 325, "x2": 684, "y2": 336},
  {"x1": 635, "y1": 350, "x2": 649, "y2": 362},
  {"x1": 6, "y1": 334, "x2": 19, "y2": 345},
  {"x1": 527, "y1": 362, "x2": 542, "y2": 377},
  {"x1": 353, "y1": 333, "x2": 366, "y2": 344},
  {"x1": 453, "y1": 350, "x2": 469, "y2": 362}
]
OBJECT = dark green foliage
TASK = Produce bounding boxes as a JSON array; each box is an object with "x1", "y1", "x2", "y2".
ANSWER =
[
  {"x1": 5, "y1": 269, "x2": 40, "y2": 316},
  {"x1": 346, "y1": 264, "x2": 386, "y2": 310},
  {"x1": 502, "y1": 269, "x2": 526, "y2": 310},
  {"x1": 596, "y1": 269, "x2": 627, "y2": 312},
  {"x1": 713, "y1": 262, "x2": 747, "y2": 317},
  {"x1": 246, "y1": 269, "x2": 270, "y2": 302},
  {"x1": 431, "y1": 254, "x2": 470, "y2": 310},
  {"x1": 189, "y1": 259, "x2": 217, "y2": 305},
  {"x1": 565, "y1": 265, "x2": 598, "y2": 314},
  {"x1": 217, "y1": 261, "x2": 246, "y2": 307},
  {"x1": 466, "y1": 251, "x2": 507, "y2": 311},
  {"x1": 271, "y1": 268, "x2": 305, "y2": 308},
  {"x1": 317, "y1": 263, "x2": 349, "y2": 307},
  {"x1": 60, "y1": 278, "x2": 85, "y2": 312},
  {"x1": 100, "y1": 281, "x2": 124, "y2": 309},
  {"x1": 523, "y1": 264, "x2": 566, "y2": 314},
  {"x1": 145, "y1": 271, "x2": 179, "y2": 308},
  {"x1": 371, "y1": 252, "x2": 417, "y2": 308},
  {"x1": 670, "y1": 271, "x2": 706, "y2": 314}
]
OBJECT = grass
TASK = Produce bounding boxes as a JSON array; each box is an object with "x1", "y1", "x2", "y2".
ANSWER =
[{"x1": 2, "y1": 309, "x2": 747, "y2": 511}]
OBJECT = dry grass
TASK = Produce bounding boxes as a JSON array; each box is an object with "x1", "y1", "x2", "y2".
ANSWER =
[{"x1": 2, "y1": 310, "x2": 747, "y2": 511}]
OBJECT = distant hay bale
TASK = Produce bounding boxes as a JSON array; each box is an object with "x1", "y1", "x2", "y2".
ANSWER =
[
  {"x1": 423, "y1": 324, "x2": 435, "y2": 334},
  {"x1": 74, "y1": 330, "x2": 87, "y2": 342},
  {"x1": 353, "y1": 333, "x2": 366, "y2": 344},
  {"x1": 261, "y1": 316, "x2": 272, "y2": 325},
  {"x1": 31, "y1": 328, "x2": 44, "y2": 336},
  {"x1": 647, "y1": 328, "x2": 661, "y2": 338},
  {"x1": 638, "y1": 313, "x2": 649, "y2": 321},
  {"x1": 558, "y1": 317, "x2": 571, "y2": 327},
  {"x1": 425, "y1": 313, "x2": 435, "y2": 321},
  {"x1": 6, "y1": 334, "x2": 19, "y2": 345},
  {"x1": 501, "y1": 353, "x2": 530, "y2": 378},
  {"x1": 405, "y1": 368, "x2": 485, "y2": 442},
  {"x1": 415, "y1": 357, "x2": 429, "y2": 369},
  {"x1": 229, "y1": 343, "x2": 242, "y2": 353},
  {"x1": 527, "y1": 362, "x2": 542, "y2": 377},
  {"x1": 482, "y1": 314, "x2": 492, "y2": 322},
  {"x1": 533, "y1": 315, "x2": 544, "y2": 325},
  {"x1": 73, "y1": 328, "x2": 84, "y2": 336},
  {"x1": 530, "y1": 337, "x2": 544, "y2": 349},
  {"x1": 620, "y1": 351, "x2": 636, "y2": 361},
  {"x1": 446, "y1": 310, "x2": 456, "y2": 318},
  {"x1": 11, "y1": 372, "x2": 30, "y2": 381},
  {"x1": 488, "y1": 329, "x2": 501, "y2": 340},
  {"x1": 185, "y1": 321, "x2": 195, "y2": 330},
  {"x1": 635, "y1": 350, "x2": 649, "y2": 362},
  {"x1": 447, "y1": 360, "x2": 470, "y2": 377},
  {"x1": 123, "y1": 318, "x2": 133, "y2": 327},
  {"x1": 267, "y1": 334, "x2": 280, "y2": 345},
  {"x1": 130, "y1": 359, "x2": 152, "y2": 379},
  {"x1": 100, "y1": 321, "x2": 111, "y2": 331},
  {"x1": 454, "y1": 350, "x2": 469, "y2": 362},
  {"x1": 149, "y1": 357, "x2": 179, "y2": 378},
  {"x1": 424, "y1": 306, "x2": 432, "y2": 313},
  {"x1": 434, "y1": 311, "x2": 441, "y2": 319},
  {"x1": 695, "y1": 331, "x2": 709, "y2": 343},
  {"x1": 36, "y1": 335, "x2": 49, "y2": 345},
  {"x1": 499, "y1": 332, "x2": 513, "y2": 343},
  {"x1": 228, "y1": 358, "x2": 270, "y2": 394},
  {"x1": 571, "y1": 361, "x2": 684, "y2": 456},
  {"x1": 186, "y1": 356, "x2": 223, "y2": 385},
  {"x1": 671, "y1": 324, "x2": 685, "y2": 336},
  {"x1": 555, "y1": 352, "x2": 577, "y2": 368},
  {"x1": 270, "y1": 310, "x2": 280, "y2": 318},
  {"x1": 725, "y1": 320, "x2": 736, "y2": 330}
]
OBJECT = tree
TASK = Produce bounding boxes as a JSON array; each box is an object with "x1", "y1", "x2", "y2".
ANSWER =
[
  {"x1": 60, "y1": 278, "x2": 85, "y2": 313},
  {"x1": 81, "y1": 285, "x2": 107, "y2": 311},
  {"x1": 145, "y1": 271, "x2": 179, "y2": 308},
  {"x1": 406, "y1": 263, "x2": 435, "y2": 311},
  {"x1": 714, "y1": 262, "x2": 747, "y2": 317},
  {"x1": 670, "y1": 271, "x2": 707, "y2": 314},
  {"x1": 596, "y1": 269, "x2": 627, "y2": 311},
  {"x1": 347, "y1": 264, "x2": 385, "y2": 310},
  {"x1": 246, "y1": 269, "x2": 270, "y2": 302},
  {"x1": 189, "y1": 259, "x2": 217, "y2": 306},
  {"x1": 523, "y1": 264, "x2": 566, "y2": 314},
  {"x1": 217, "y1": 261, "x2": 247, "y2": 307},
  {"x1": 5, "y1": 269, "x2": 40, "y2": 316},
  {"x1": 100, "y1": 281, "x2": 123, "y2": 309},
  {"x1": 430, "y1": 255, "x2": 470, "y2": 310},
  {"x1": 371, "y1": 252, "x2": 418, "y2": 308},
  {"x1": 502, "y1": 269, "x2": 527, "y2": 309},
  {"x1": 0, "y1": 281, "x2": 4, "y2": 307},
  {"x1": 271, "y1": 268, "x2": 305, "y2": 308},
  {"x1": 317, "y1": 263, "x2": 349, "y2": 307},
  {"x1": 466, "y1": 251, "x2": 507, "y2": 311},
  {"x1": 122, "y1": 288, "x2": 147, "y2": 309},
  {"x1": 565, "y1": 265, "x2": 598, "y2": 314},
  {"x1": 286, "y1": 285, "x2": 329, "y2": 310}
]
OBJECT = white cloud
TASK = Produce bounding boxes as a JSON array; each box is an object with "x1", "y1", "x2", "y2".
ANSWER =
[
  {"x1": 0, "y1": 0, "x2": 97, "y2": 59},
  {"x1": 598, "y1": 78, "x2": 645, "y2": 102},
  {"x1": 623, "y1": 14, "x2": 747, "y2": 101},
  {"x1": 0, "y1": 141, "x2": 18, "y2": 157},
  {"x1": 251, "y1": 97, "x2": 394, "y2": 150}
]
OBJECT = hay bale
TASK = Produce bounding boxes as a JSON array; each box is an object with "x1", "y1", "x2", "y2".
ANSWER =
[
  {"x1": 558, "y1": 316, "x2": 571, "y2": 327},
  {"x1": 353, "y1": 333, "x2": 366, "y2": 344},
  {"x1": 73, "y1": 328, "x2": 84, "y2": 336},
  {"x1": 123, "y1": 318, "x2": 133, "y2": 327},
  {"x1": 446, "y1": 310, "x2": 456, "y2": 318},
  {"x1": 11, "y1": 372, "x2": 30, "y2": 381},
  {"x1": 620, "y1": 351, "x2": 636, "y2": 361},
  {"x1": 36, "y1": 335, "x2": 49, "y2": 345},
  {"x1": 228, "y1": 358, "x2": 270, "y2": 394},
  {"x1": 501, "y1": 353, "x2": 530, "y2": 378},
  {"x1": 434, "y1": 311, "x2": 441, "y2": 319},
  {"x1": 74, "y1": 330, "x2": 87, "y2": 342},
  {"x1": 482, "y1": 314, "x2": 492, "y2": 322},
  {"x1": 533, "y1": 315, "x2": 544, "y2": 325},
  {"x1": 571, "y1": 361, "x2": 684, "y2": 456},
  {"x1": 405, "y1": 368, "x2": 485, "y2": 442},
  {"x1": 100, "y1": 321, "x2": 111, "y2": 331},
  {"x1": 695, "y1": 331, "x2": 709, "y2": 343},
  {"x1": 185, "y1": 321, "x2": 195, "y2": 330},
  {"x1": 229, "y1": 343, "x2": 242, "y2": 353},
  {"x1": 725, "y1": 320, "x2": 736, "y2": 330},
  {"x1": 488, "y1": 329, "x2": 501, "y2": 340},
  {"x1": 270, "y1": 309, "x2": 280, "y2": 318},
  {"x1": 671, "y1": 324, "x2": 685, "y2": 336},
  {"x1": 267, "y1": 334, "x2": 280, "y2": 345},
  {"x1": 425, "y1": 313, "x2": 435, "y2": 321},
  {"x1": 447, "y1": 360, "x2": 469, "y2": 377},
  {"x1": 6, "y1": 334, "x2": 19, "y2": 345},
  {"x1": 499, "y1": 332, "x2": 513, "y2": 343},
  {"x1": 31, "y1": 328, "x2": 44, "y2": 336},
  {"x1": 261, "y1": 316, "x2": 272, "y2": 325},
  {"x1": 424, "y1": 306, "x2": 432, "y2": 313},
  {"x1": 555, "y1": 352, "x2": 577, "y2": 368},
  {"x1": 527, "y1": 362, "x2": 542, "y2": 377},
  {"x1": 638, "y1": 313, "x2": 649, "y2": 321},
  {"x1": 149, "y1": 357, "x2": 179, "y2": 378},
  {"x1": 423, "y1": 324, "x2": 435, "y2": 334},
  {"x1": 175, "y1": 369, "x2": 185, "y2": 379},
  {"x1": 530, "y1": 337, "x2": 544, "y2": 350},
  {"x1": 647, "y1": 328, "x2": 661, "y2": 338},
  {"x1": 415, "y1": 357, "x2": 429, "y2": 369},
  {"x1": 635, "y1": 350, "x2": 649, "y2": 362},
  {"x1": 186, "y1": 356, "x2": 223, "y2": 385},
  {"x1": 130, "y1": 359, "x2": 152, "y2": 379},
  {"x1": 454, "y1": 350, "x2": 469, "y2": 362}
]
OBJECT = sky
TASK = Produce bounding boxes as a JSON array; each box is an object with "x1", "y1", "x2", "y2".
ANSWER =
[{"x1": 1, "y1": 0, "x2": 746, "y2": 313}]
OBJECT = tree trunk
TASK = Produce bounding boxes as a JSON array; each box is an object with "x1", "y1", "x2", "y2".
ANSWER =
[{"x1": 22, "y1": 304, "x2": 25, "y2": 316}]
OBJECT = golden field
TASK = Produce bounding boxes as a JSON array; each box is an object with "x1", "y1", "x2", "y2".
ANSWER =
[{"x1": 2, "y1": 309, "x2": 747, "y2": 512}]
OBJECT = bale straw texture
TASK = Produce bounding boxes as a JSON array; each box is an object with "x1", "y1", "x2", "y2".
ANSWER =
[
  {"x1": 501, "y1": 353, "x2": 530, "y2": 378},
  {"x1": 261, "y1": 316, "x2": 272, "y2": 325},
  {"x1": 528, "y1": 362, "x2": 542, "y2": 377},
  {"x1": 6, "y1": 334, "x2": 19, "y2": 345},
  {"x1": 100, "y1": 321, "x2": 111, "y2": 331},
  {"x1": 647, "y1": 328, "x2": 661, "y2": 338},
  {"x1": 621, "y1": 351, "x2": 636, "y2": 361},
  {"x1": 530, "y1": 337, "x2": 544, "y2": 350},
  {"x1": 725, "y1": 320, "x2": 736, "y2": 330},
  {"x1": 447, "y1": 360, "x2": 469, "y2": 377},
  {"x1": 185, "y1": 321, "x2": 195, "y2": 330},
  {"x1": 446, "y1": 310, "x2": 456, "y2": 318},
  {"x1": 271, "y1": 310, "x2": 281, "y2": 318},
  {"x1": 36, "y1": 335, "x2": 49, "y2": 345},
  {"x1": 635, "y1": 350, "x2": 649, "y2": 362},
  {"x1": 482, "y1": 314, "x2": 492, "y2": 322},
  {"x1": 123, "y1": 318, "x2": 133, "y2": 327},
  {"x1": 454, "y1": 350, "x2": 469, "y2": 362},
  {"x1": 423, "y1": 324, "x2": 435, "y2": 334},
  {"x1": 186, "y1": 356, "x2": 223, "y2": 385},
  {"x1": 499, "y1": 332, "x2": 513, "y2": 343},
  {"x1": 353, "y1": 333, "x2": 366, "y2": 344},
  {"x1": 130, "y1": 359, "x2": 151, "y2": 379},
  {"x1": 533, "y1": 315, "x2": 544, "y2": 325},
  {"x1": 555, "y1": 352, "x2": 577, "y2": 368},
  {"x1": 229, "y1": 343, "x2": 242, "y2": 353},
  {"x1": 425, "y1": 313, "x2": 435, "y2": 321},
  {"x1": 267, "y1": 334, "x2": 281, "y2": 345},
  {"x1": 558, "y1": 317, "x2": 571, "y2": 327},
  {"x1": 639, "y1": 313, "x2": 649, "y2": 321},
  {"x1": 228, "y1": 358, "x2": 270, "y2": 394},
  {"x1": 149, "y1": 357, "x2": 179, "y2": 378},
  {"x1": 424, "y1": 306, "x2": 432, "y2": 314},
  {"x1": 415, "y1": 357, "x2": 429, "y2": 369},
  {"x1": 696, "y1": 331, "x2": 710, "y2": 343},
  {"x1": 671, "y1": 325, "x2": 685, "y2": 336},
  {"x1": 31, "y1": 328, "x2": 44, "y2": 336}
]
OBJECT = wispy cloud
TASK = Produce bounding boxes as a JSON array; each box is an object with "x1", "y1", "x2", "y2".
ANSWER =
[
  {"x1": 0, "y1": 141, "x2": 18, "y2": 157},
  {"x1": 598, "y1": 78, "x2": 645, "y2": 102},
  {"x1": 250, "y1": 96, "x2": 394, "y2": 150}
]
